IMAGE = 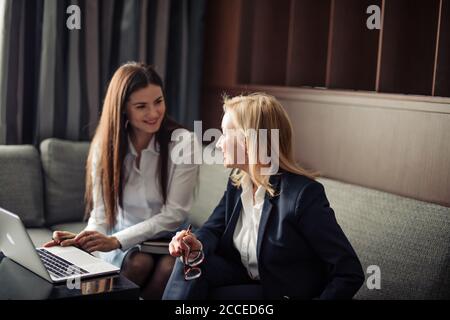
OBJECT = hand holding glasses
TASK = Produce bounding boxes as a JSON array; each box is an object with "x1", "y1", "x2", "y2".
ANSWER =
[
  {"x1": 169, "y1": 224, "x2": 205, "y2": 280},
  {"x1": 181, "y1": 225, "x2": 203, "y2": 281}
]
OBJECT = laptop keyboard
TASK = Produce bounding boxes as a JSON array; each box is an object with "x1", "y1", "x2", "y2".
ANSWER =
[{"x1": 37, "y1": 248, "x2": 88, "y2": 279}]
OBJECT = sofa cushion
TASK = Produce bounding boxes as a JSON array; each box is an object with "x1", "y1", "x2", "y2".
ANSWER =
[
  {"x1": 40, "y1": 138, "x2": 90, "y2": 226},
  {"x1": 319, "y1": 177, "x2": 450, "y2": 300},
  {"x1": 0, "y1": 145, "x2": 45, "y2": 227},
  {"x1": 190, "y1": 163, "x2": 230, "y2": 227},
  {"x1": 26, "y1": 228, "x2": 53, "y2": 247}
]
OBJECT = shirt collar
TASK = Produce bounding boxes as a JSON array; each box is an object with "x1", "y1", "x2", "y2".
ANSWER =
[
  {"x1": 127, "y1": 134, "x2": 159, "y2": 157},
  {"x1": 241, "y1": 174, "x2": 266, "y2": 206}
]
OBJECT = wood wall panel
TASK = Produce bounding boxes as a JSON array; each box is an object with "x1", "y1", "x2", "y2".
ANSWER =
[
  {"x1": 202, "y1": 0, "x2": 243, "y2": 87},
  {"x1": 327, "y1": 0, "x2": 381, "y2": 90},
  {"x1": 378, "y1": 0, "x2": 440, "y2": 95},
  {"x1": 434, "y1": 0, "x2": 450, "y2": 97},
  {"x1": 248, "y1": 0, "x2": 291, "y2": 85},
  {"x1": 287, "y1": 0, "x2": 331, "y2": 87}
]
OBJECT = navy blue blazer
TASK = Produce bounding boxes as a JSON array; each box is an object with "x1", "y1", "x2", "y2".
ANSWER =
[{"x1": 195, "y1": 171, "x2": 365, "y2": 299}]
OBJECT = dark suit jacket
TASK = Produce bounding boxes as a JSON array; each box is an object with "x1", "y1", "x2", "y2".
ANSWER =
[{"x1": 195, "y1": 170, "x2": 365, "y2": 299}]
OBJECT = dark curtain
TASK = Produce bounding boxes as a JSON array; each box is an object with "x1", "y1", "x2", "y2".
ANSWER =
[{"x1": 0, "y1": 0, "x2": 206, "y2": 145}]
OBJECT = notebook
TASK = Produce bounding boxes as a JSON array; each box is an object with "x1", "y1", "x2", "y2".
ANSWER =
[{"x1": 139, "y1": 239, "x2": 170, "y2": 255}]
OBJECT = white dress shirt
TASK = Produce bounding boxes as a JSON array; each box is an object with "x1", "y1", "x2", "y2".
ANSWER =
[
  {"x1": 85, "y1": 130, "x2": 199, "y2": 266},
  {"x1": 233, "y1": 174, "x2": 266, "y2": 280}
]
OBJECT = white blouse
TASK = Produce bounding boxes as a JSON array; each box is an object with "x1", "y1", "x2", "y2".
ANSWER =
[
  {"x1": 233, "y1": 174, "x2": 266, "y2": 280},
  {"x1": 85, "y1": 129, "x2": 199, "y2": 253}
]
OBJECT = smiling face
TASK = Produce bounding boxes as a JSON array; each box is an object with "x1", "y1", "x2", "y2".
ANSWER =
[
  {"x1": 126, "y1": 84, "x2": 166, "y2": 137},
  {"x1": 216, "y1": 111, "x2": 248, "y2": 170}
]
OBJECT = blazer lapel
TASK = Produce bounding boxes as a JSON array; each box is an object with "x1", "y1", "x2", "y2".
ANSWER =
[
  {"x1": 256, "y1": 173, "x2": 282, "y2": 260},
  {"x1": 256, "y1": 197, "x2": 273, "y2": 260},
  {"x1": 222, "y1": 189, "x2": 243, "y2": 244}
]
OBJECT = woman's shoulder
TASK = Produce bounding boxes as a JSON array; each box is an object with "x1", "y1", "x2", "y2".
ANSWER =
[
  {"x1": 279, "y1": 170, "x2": 317, "y2": 186},
  {"x1": 88, "y1": 138, "x2": 102, "y2": 164},
  {"x1": 278, "y1": 171, "x2": 325, "y2": 200}
]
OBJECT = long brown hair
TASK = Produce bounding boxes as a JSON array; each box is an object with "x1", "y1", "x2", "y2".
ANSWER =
[{"x1": 84, "y1": 62, "x2": 183, "y2": 229}]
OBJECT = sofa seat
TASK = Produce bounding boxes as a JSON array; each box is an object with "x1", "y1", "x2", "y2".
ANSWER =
[{"x1": 318, "y1": 177, "x2": 450, "y2": 300}]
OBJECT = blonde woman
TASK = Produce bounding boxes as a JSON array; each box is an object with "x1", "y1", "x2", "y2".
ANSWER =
[{"x1": 163, "y1": 93, "x2": 364, "y2": 300}]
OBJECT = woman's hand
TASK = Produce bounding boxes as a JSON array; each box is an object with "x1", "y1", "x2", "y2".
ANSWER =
[
  {"x1": 73, "y1": 231, "x2": 121, "y2": 253},
  {"x1": 169, "y1": 229, "x2": 202, "y2": 259},
  {"x1": 43, "y1": 231, "x2": 77, "y2": 247}
]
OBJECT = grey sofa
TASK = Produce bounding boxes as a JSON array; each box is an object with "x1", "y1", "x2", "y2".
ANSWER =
[{"x1": 0, "y1": 138, "x2": 449, "y2": 299}]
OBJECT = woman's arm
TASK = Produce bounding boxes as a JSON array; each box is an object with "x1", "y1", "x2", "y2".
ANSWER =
[
  {"x1": 296, "y1": 181, "x2": 365, "y2": 300},
  {"x1": 112, "y1": 161, "x2": 199, "y2": 251},
  {"x1": 194, "y1": 189, "x2": 227, "y2": 257},
  {"x1": 43, "y1": 143, "x2": 110, "y2": 248},
  {"x1": 70, "y1": 154, "x2": 121, "y2": 253},
  {"x1": 168, "y1": 180, "x2": 230, "y2": 260},
  {"x1": 111, "y1": 133, "x2": 200, "y2": 251},
  {"x1": 84, "y1": 143, "x2": 109, "y2": 235}
]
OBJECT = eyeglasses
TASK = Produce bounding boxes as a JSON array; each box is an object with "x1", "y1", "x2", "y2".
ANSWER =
[{"x1": 181, "y1": 236, "x2": 202, "y2": 281}]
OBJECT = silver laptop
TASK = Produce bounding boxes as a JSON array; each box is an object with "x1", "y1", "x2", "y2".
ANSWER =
[{"x1": 0, "y1": 207, "x2": 120, "y2": 283}]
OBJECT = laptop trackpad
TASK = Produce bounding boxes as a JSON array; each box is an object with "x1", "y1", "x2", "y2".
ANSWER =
[{"x1": 44, "y1": 246, "x2": 103, "y2": 266}]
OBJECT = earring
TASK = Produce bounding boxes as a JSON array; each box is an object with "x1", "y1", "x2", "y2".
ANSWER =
[{"x1": 125, "y1": 120, "x2": 129, "y2": 129}]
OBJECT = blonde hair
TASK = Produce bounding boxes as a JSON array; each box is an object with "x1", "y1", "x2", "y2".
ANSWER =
[{"x1": 223, "y1": 93, "x2": 317, "y2": 196}]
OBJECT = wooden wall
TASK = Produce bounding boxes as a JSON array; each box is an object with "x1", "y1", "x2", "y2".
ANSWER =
[{"x1": 200, "y1": 0, "x2": 450, "y2": 207}]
